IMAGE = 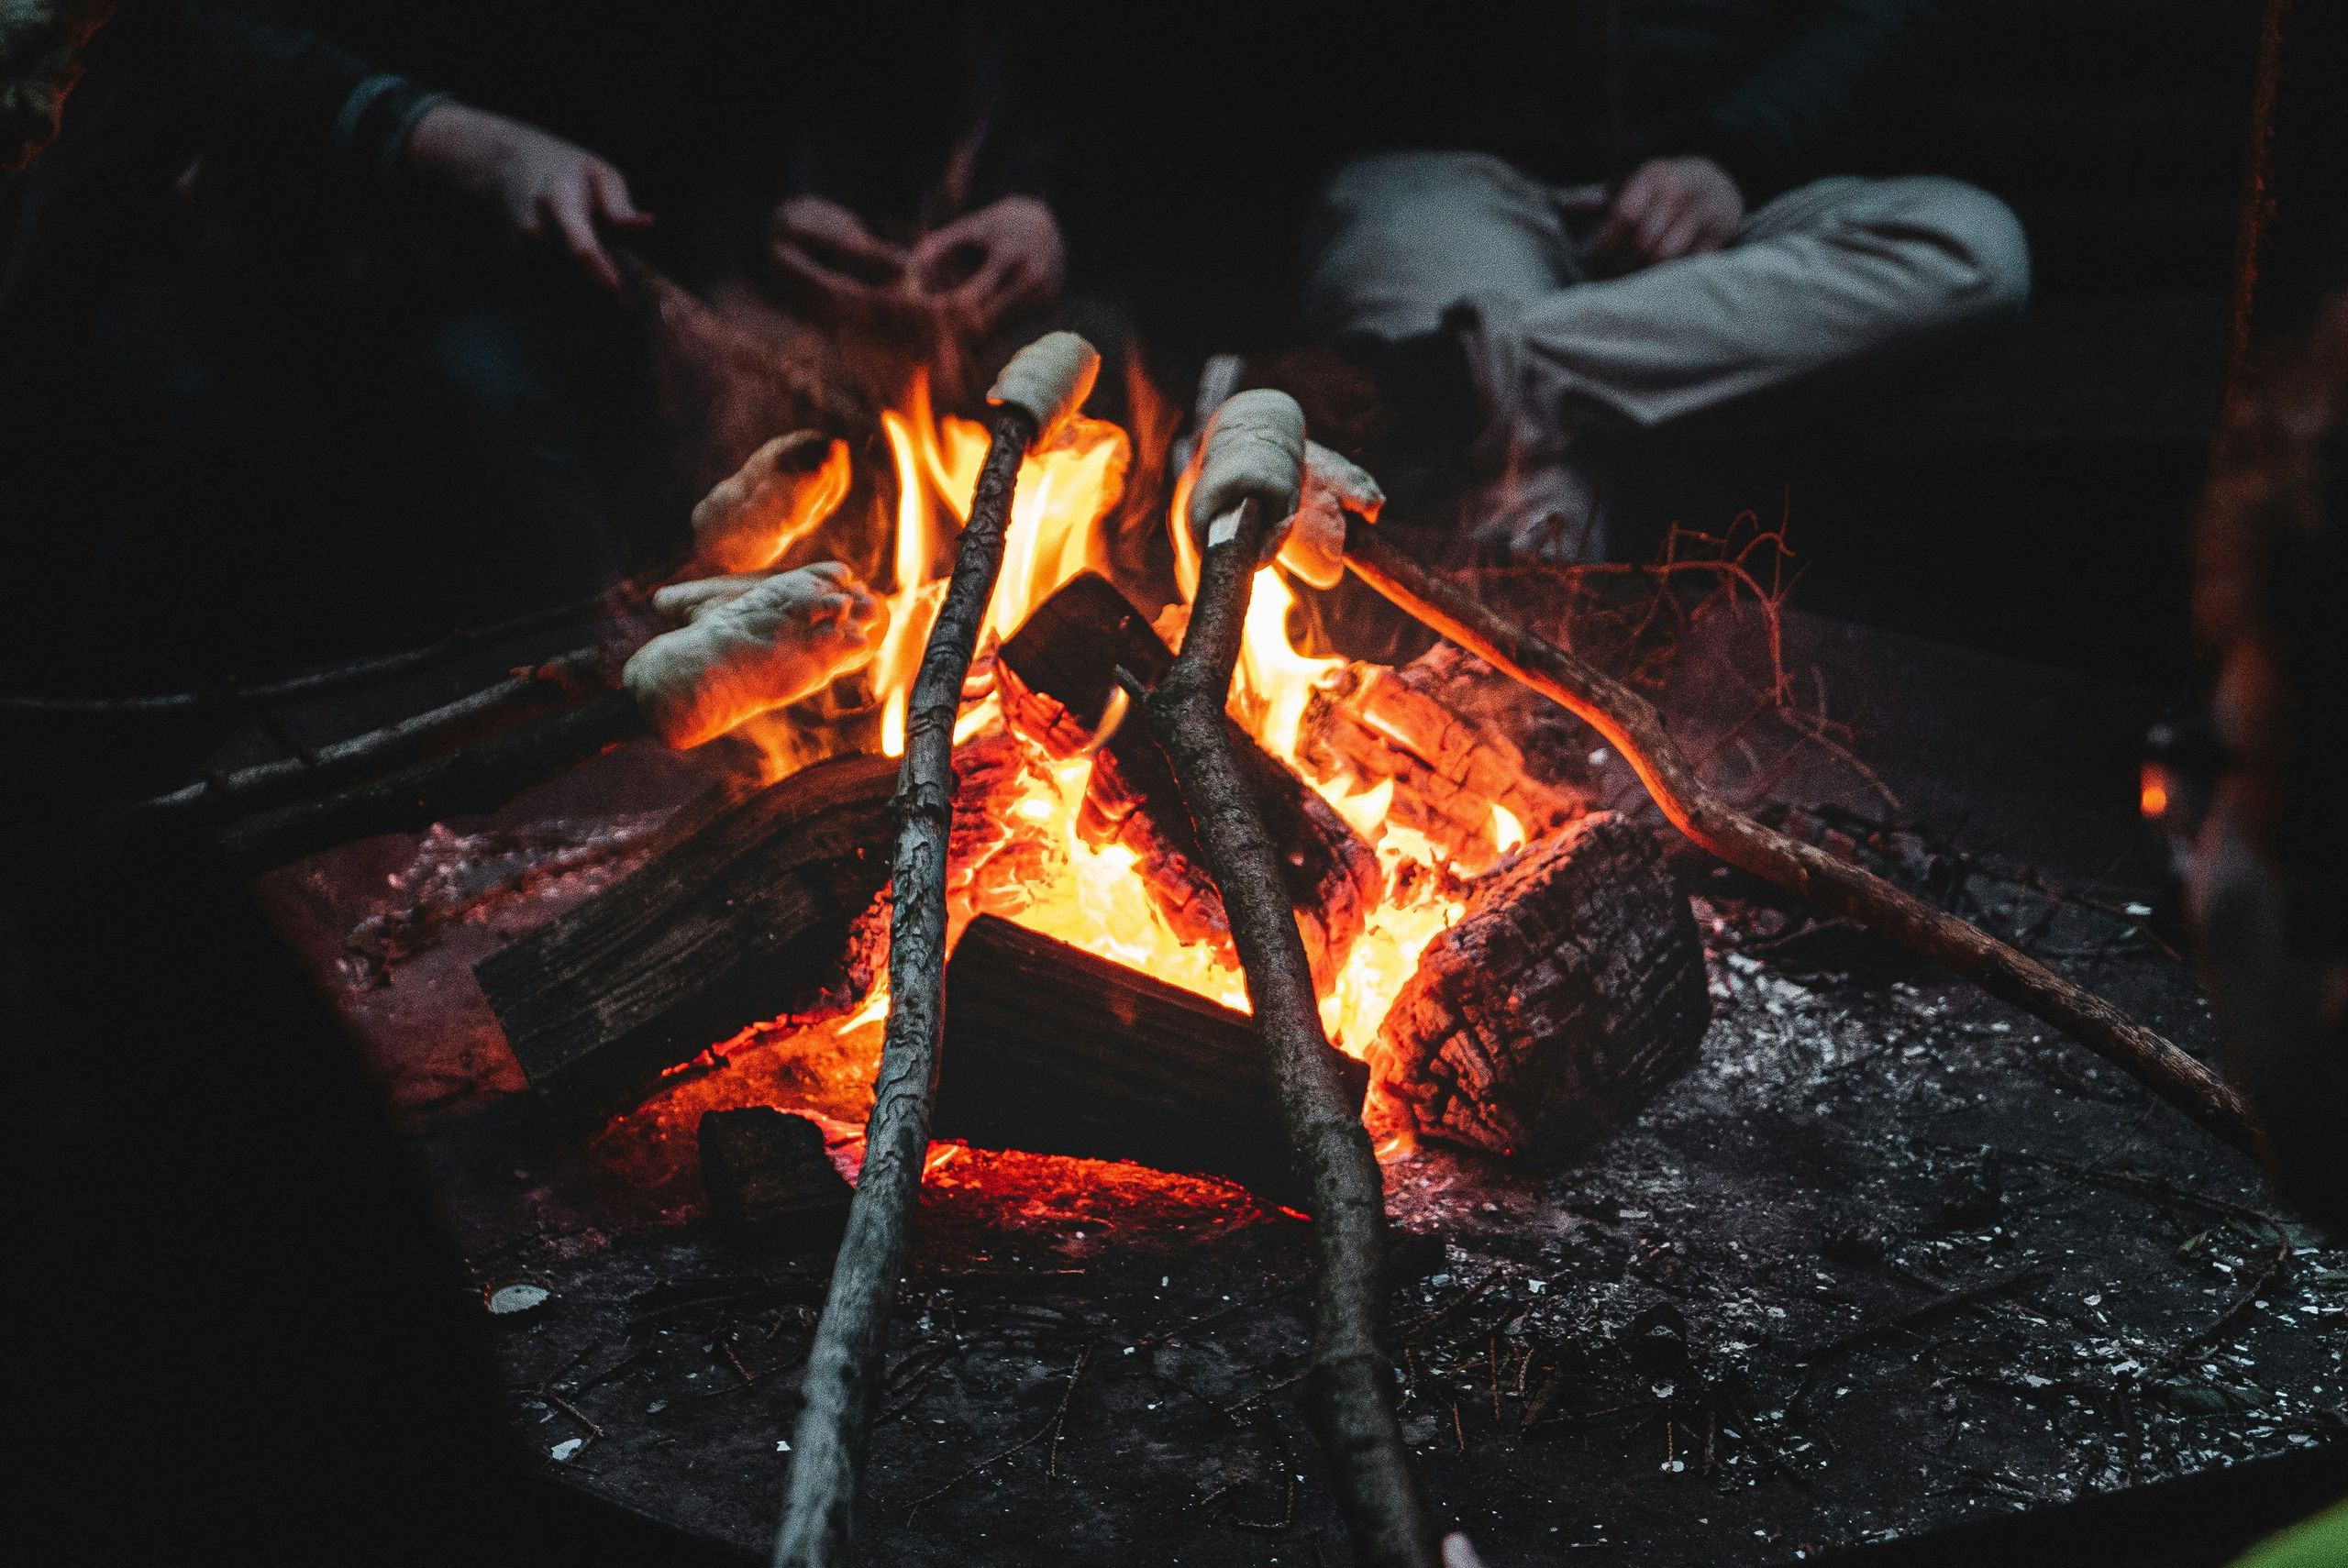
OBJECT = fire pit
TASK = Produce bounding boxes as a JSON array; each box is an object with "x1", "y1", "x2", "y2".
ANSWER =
[{"x1": 243, "y1": 352, "x2": 2341, "y2": 1564}]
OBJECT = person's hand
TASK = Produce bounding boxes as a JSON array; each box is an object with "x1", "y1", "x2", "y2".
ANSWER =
[
  {"x1": 766, "y1": 194, "x2": 912, "y2": 325},
  {"x1": 909, "y1": 194, "x2": 1066, "y2": 339},
  {"x1": 405, "y1": 102, "x2": 648, "y2": 290},
  {"x1": 1592, "y1": 155, "x2": 1744, "y2": 272}
]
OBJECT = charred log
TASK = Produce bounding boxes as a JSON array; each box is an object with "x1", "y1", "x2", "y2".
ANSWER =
[
  {"x1": 473, "y1": 750, "x2": 899, "y2": 1103},
  {"x1": 932, "y1": 915, "x2": 1368, "y2": 1208},
  {"x1": 1370, "y1": 812, "x2": 1711, "y2": 1158},
  {"x1": 1301, "y1": 642, "x2": 1588, "y2": 871},
  {"x1": 699, "y1": 1109, "x2": 854, "y2": 1238},
  {"x1": 996, "y1": 571, "x2": 1380, "y2": 988}
]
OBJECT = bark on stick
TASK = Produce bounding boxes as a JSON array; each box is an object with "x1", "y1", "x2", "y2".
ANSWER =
[
  {"x1": 1342, "y1": 519, "x2": 2261, "y2": 1155},
  {"x1": 1133, "y1": 497, "x2": 1439, "y2": 1568},
  {"x1": 771, "y1": 404, "x2": 1036, "y2": 1568}
]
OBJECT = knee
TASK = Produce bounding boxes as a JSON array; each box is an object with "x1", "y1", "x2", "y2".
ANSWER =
[{"x1": 1871, "y1": 177, "x2": 2033, "y2": 323}]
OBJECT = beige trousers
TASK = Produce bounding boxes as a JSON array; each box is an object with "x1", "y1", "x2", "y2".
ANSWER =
[{"x1": 1301, "y1": 150, "x2": 2032, "y2": 441}]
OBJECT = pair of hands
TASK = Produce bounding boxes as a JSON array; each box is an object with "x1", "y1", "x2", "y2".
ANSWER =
[
  {"x1": 1589, "y1": 155, "x2": 1745, "y2": 273},
  {"x1": 767, "y1": 193, "x2": 1065, "y2": 341}
]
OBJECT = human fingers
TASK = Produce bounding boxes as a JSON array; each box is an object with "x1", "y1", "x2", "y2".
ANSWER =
[
  {"x1": 589, "y1": 160, "x2": 652, "y2": 229},
  {"x1": 548, "y1": 181, "x2": 621, "y2": 291},
  {"x1": 1653, "y1": 204, "x2": 1707, "y2": 263},
  {"x1": 1633, "y1": 182, "x2": 1692, "y2": 260}
]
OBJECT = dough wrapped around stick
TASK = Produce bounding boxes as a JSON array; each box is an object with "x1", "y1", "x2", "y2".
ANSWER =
[
  {"x1": 625, "y1": 563, "x2": 888, "y2": 749},
  {"x1": 1286, "y1": 441, "x2": 1385, "y2": 589},
  {"x1": 691, "y1": 432, "x2": 852, "y2": 574},
  {"x1": 986, "y1": 331, "x2": 1101, "y2": 442},
  {"x1": 1183, "y1": 389, "x2": 1309, "y2": 565}
]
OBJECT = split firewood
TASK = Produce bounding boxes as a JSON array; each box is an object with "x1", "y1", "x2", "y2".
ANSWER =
[
  {"x1": 994, "y1": 570, "x2": 1381, "y2": 988},
  {"x1": 777, "y1": 331, "x2": 1100, "y2": 1568},
  {"x1": 1340, "y1": 518, "x2": 2264, "y2": 1155},
  {"x1": 1300, "y1": 641, "x2": 1588, "y2": 871},
  {"x1": 1371, "y1": 812, "x2": 1711, "y2": 1157},
  {"x1": 691, "y1": 430, "x2": 853, "y2": 574},
  {"x1": 473, "y1": 750, "x2": 900, "y2": 1103},
  {"x1": 932, "y1": 915, "x2": 1369, "y2": 1208},
  {"x1": 1135, "y1": 392, "x2": 1437, "y2": 1568},
  {"x1": 224, "y1": 563, "x2": 889, "y2": 867}
]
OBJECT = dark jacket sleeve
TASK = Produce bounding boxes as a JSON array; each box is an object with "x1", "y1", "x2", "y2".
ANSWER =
[
  {"x1": 1657, "y1": 0, "x2": 1950, "y2": 204},
  {"x1": 181, "y1": 0, "x2": 445, "y2": 186}
]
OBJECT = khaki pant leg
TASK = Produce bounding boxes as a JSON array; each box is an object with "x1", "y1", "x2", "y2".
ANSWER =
[
  {"x1": 1477, "y1": 173, "x2": 2032, "y2": 431},
  {"x1": 1301, "y1": 150, "x2": 1579, "y2": 340}
]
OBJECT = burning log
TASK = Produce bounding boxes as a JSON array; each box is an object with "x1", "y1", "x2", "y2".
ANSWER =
[
  {"x1": 472, "y1": 750, "x2": 900, "y2": 1103},
  {"x1": 1132, "y1": 392, "x2": 1437, "y2": 1568},
  {"x1": 931, "y1": 915, "x2": 1368, "y2": 1208},
  {"x1": 1370, "y1": 812, "x2": 1711, "y2": 1157},
  {"x1": 1300, "y1": 641, "x2": 1588, "y2": 871},
  {"x1": 995, "y1": 570, "x2": 1381, "y2": 988},
  {"x1": 1340, "y1": 518, "x2": 2264, "y2": 1155},
  {"x1": 777, "y1": 332, "x2": 1100, "y2": 1568}
]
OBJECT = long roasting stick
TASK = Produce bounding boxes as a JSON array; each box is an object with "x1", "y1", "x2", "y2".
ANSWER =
[
  {"x1": 1341, "y1": 518, "x2": 2261, "y2": 1155},
  {"x1": 1127, "y1": 392, "x2": 1438, "y2": 1568},
  {"x1": 774, "y1": 334, "x2": 1099, "y2": 1568}
]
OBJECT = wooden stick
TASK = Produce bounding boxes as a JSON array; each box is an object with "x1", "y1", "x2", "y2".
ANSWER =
[
  {"x1": 0, "y1": 593, "x2": 615, "y2": 716},
  {"x1": 1129, "y1": 498, "x2": 1438, "y2": 1568},
  {"x1": 1341, "y1": 520, "x2": 2262, "y2": 1155},
  {"x1": 139, "y1": 641, "x2": 630, "y2": 822},
  {"x1": 220, "y1": 689, "x2": 647, "y2": 868},
  {"x1": 772, "y1": 403, "x2": 1036, "y2": 1568}
]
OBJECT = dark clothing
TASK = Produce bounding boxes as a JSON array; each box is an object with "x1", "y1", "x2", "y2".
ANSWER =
[
  {"x1": 1379, "y1": 0, "x2": 1950, "y2": 204},
  {"x1": 174, "y1": 1, "x2": 1058, "y2": 268}
]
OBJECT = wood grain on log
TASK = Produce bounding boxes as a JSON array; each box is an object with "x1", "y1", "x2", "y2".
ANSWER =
[
  {"x1": 473, "y1": 750, "x2": 899, "y2": 1102},
  {"x1": 996, "y1": 571, "x2": 1381, "y2": 988},
  {"x1": 932, "y1": 915, "x2": 1368, "y2": 1207},
  {"x1": 1372, "y1": 812, "x2": 1710, "y2": 1157}
]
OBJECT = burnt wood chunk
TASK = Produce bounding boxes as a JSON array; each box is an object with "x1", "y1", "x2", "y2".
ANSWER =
[
  {"x1": 1371, "y1": 812, "x2": 1710, "y2": 1158},
  {"x1": 996, "y1": 571, "x2": 1380, "y2": 988},
  {"x1": 931, "y1": 915, "x2": 1368, "y2": 1208},
  {"x1": 1301, "y1": 643, "x2": 1587, "y2": 873},
  {"x1": 699, "y1": 1109, "x2": 853, "y2": 1235},
  {"x1": 473, "y1": 750, "x2": 898, "y2": 1101}
]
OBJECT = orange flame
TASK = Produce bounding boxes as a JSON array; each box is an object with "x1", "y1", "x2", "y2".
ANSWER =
[
  {"x1": 874, "y1": 374, "x2": 1132, "y2": 755},
  {"x1": 711, "y1": 376, "x2": 1490, "y2": 1159}
]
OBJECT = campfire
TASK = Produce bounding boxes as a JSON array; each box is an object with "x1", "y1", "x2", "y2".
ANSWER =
[
  {"x1": 477, "y1": 356, "x2": 1710, "y2": 1189},
  {"x1": 183, "y1": 329, "x2": 2263, "y2": 1568}
]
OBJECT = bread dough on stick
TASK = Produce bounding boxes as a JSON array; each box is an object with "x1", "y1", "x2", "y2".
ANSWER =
[
  {"x1": 692, "y1": 432, "x2": 852, "y2": 574},
  {"x1": 986, "y1": 331, "x2": 1101, "y2": 444},
  {"x1": 1184, "y1": 388, "x2": 1307, "y2": 563},
  {"x1": 1282, "y1": 441, "x2": 1386, "y2": 589},
  {"x1": 625, "y1": 563, "x2": 888, "y2": 749},
  {"x1": 650, "y1": 574, "x2": 764, "y2": 624}
]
